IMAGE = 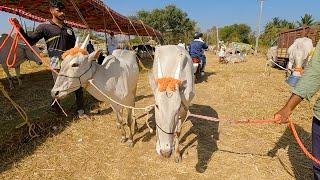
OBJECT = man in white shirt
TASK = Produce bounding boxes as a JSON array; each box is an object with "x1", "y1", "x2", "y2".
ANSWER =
[
  {"x1": 178, "y1": 40, "x2": 185, "y2": 49},
  {"x1": 107, "y1": 32, "x2": 118, "y2": 55}
]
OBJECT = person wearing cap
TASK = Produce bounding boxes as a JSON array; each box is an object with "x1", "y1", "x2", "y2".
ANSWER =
[
  {"x1": 274, "y1": 41, "x2": 320, "y2": 179},
  {"x1": 15, "y1": 0, "x2": 86, "y2": 118},
  {"x1": 189, "y1": 32, "x2": 208, "y2": 76}
]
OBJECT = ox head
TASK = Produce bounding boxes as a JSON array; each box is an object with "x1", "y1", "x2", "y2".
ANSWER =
[
  {"x1": 0, "y1": 34, "x2": 43, "y2": 65},
  {"x1": 149, "y1": 59, "x2": 183, "y2": 158},
  {"x1": 24, "y1": 45, "x2": 43, "y2": 65},
  {"x1": 51, "y1": 35, "x2": 101, "y2": 99}
]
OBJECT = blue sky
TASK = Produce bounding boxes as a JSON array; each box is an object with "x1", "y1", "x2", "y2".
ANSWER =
[{"x1": 0, "y1": 0, "x2": 319, "y2": 33}]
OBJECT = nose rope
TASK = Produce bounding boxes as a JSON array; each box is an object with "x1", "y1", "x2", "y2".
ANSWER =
[{"x1": 51, "y1": 99, "x2": 68, "y2": 117}]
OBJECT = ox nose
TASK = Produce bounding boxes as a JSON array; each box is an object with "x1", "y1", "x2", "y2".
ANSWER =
[
  {"x1": 160, "y1": 149, "x2": 172, "y2": 158},
  {"x1": 52, "y1": 91, "x2": 59, "y2": 97}
]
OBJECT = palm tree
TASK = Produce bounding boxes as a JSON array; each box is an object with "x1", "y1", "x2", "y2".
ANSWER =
[{"x1": 298, "y1": 14, "x2": 315, "y2": 27}]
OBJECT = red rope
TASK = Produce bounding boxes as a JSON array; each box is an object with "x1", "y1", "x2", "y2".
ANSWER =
[
  {"x1": 6, "y1": 18, "x2": 58, "y2": 74},
  {"x1": 6, "y1": 33, "x2": 19, "y2": 68},
  {"x1": 289, "y1": 121, "x2": 320, "y2": 165}
]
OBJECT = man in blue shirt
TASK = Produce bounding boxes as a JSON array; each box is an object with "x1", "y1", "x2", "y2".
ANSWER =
[
  {"x1": 189, "y1": 32, "x2": 208, "y2": 75},
  {"x1": 86, "y1": 40, "x2": 95, "y2": 54}
]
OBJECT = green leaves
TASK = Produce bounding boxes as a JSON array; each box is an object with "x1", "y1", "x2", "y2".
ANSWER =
[
  {"x1": 134, "y1": 5, "x2": 196, "y2": 44},
  {"x1": 297, "y1": 14, "x2": 315, "y2": 27},
  {"x1": 219, "y1": 24, "x2": 252, "y2": 44}
]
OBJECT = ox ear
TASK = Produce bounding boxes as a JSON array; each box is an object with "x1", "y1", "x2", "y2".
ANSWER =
[
  {"x1": 88, "y1": 50, "x2": 102, "y2": 62},
  {"x1": 148, "y1": 73, "x2": 157, "y2": 92}
]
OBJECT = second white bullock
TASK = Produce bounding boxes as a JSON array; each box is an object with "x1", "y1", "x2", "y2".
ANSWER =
[
  {"x1": 0, "y1": 34, "x2": 43, "y2": 89},
  {"x1": 287, "y1": 37, "x2": 314, "y2": 73}
]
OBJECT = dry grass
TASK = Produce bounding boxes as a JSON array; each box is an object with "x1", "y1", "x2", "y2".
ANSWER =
[{"x1": 0, "y1": 53, "x2": 315, "y2": 179}]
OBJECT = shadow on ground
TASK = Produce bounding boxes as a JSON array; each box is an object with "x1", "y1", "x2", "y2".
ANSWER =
[{"x1": 180, "y1": 104, "x2": 219, "y2": 173}]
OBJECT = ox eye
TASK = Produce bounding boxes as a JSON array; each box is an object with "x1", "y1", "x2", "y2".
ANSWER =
[
  {"x1": 72, "y1": 63, "x2": 80, "y2": 67},
  {"x1": 155, "y1": 104, "x2": 159, "y2": 109}
]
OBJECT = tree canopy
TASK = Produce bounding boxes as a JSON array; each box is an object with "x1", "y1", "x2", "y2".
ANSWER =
[
  {"x1": 297, "y1": 13, "x2": 315, "y2": 27},
  {"x1": 132, "y1": 5, "x2": 196, "y2": 44},
  {"x1": 219, "y1": 24, "x2": 252, "y2": 44},
  {"x1": 259, "y1": 17, "x2": 296, "y2": 47}
]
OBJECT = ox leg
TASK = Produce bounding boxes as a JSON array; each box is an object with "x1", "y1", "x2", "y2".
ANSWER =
[
  {"x1": 174, "y1": 109, "x2": 188, "y2": 163},
  {"x1": 116, "y1": 110, "x2": 127, "y2": 143},
  {"x1": 174, "y1": 120, "x2": 182, "y2": 163},
  {"x1": 127, "y1": 109, "x2": 134, "y2": 147},
  {"x1": 15, "y1": 66, "x2": 22, "y2": 87},
  {"x1": 2, "y1": 65, "x2": 14, "y2": 89},
  {"x1": 116, "y1": 108, "x2": 123, "y2": 129}
]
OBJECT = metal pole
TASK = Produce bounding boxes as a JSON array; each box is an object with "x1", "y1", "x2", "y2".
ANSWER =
[
  {"x1": 255, "y1": 0, "x2": 264, "y2": 55},
  {"x1": 216, "y1": 26, "x2": 219, "y2": 48}
]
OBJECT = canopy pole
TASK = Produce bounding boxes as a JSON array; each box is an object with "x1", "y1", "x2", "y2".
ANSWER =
[{"x1": 103, "y1": 10, "x2": 108, "y2": 51}]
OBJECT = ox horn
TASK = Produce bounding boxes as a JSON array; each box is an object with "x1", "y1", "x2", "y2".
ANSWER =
[
  {"x1": 157, "y1": 57, "x2": 163, "y2": 78},
  {"x1": 174, "y1": 60, "x2": 181, "y2": 80},
  {"x1": 81, "y1": 34, "x2": 90, "y2": 49},
  {"x1": 74, "y1": 37, "x2": 80, "y2": 48}
]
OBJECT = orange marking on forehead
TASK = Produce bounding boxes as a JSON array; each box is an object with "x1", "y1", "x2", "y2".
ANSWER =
[
  {"x1": 61, "y1": 47, "x2": 88, "y2": 60},
  {"x1": 156, "y1": 77, "x2": 182, "y2": 92}
]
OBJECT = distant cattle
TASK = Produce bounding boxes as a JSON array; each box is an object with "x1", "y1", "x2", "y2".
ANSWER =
[
  {"x1": 132, "y1": 44, "x2": 155, "y2": 59},
  {"x1": 287, "y1": 37, "x2": 314, "y2": 72}
]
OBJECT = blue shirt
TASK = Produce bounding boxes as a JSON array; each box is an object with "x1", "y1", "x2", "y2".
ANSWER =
[
  {"x1": 189, "y1": 39, "x2": 208, "y2": 57},
  {"x1": 86, "y1": 43, "x2": 95, "y2": 54}
]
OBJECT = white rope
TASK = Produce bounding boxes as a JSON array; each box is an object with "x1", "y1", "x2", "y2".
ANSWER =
[
  {"x1": 89, "y1": 80, "x2": 154, "y2": 111},
  {"x1": 51, "y1": 99, "x2": 68, "y2": 117},
  {"x1": 268, "y1": 59, "x2": 289, "y2": 71},
  {"x1": 88, "y1": 81, "x2": 154, "y2": 132}
]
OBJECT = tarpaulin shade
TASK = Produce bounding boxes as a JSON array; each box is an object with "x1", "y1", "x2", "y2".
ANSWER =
[{"x1": 0, "y1": 0, "x2": 161, "y2": 37}]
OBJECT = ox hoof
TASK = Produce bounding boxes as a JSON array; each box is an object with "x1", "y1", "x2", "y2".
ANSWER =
[
  {"x1": 174, "y1": 154, "x2": 182, "y2": 163},
  {"x1": 116, "y1": 123, "x2": 121, "y2": 129},
  {"x1": 127, "y1": 140, "x2": 134, "y2": 147},
  {"x1": 120, "y1": 137, "x2": 127, "y2": 143},
  {"x1": 133, "y1": 125, "x2": 138, "y2": 134},
  {"x1": 18, "y1": 79, "x2": 22, "y2": 87}
]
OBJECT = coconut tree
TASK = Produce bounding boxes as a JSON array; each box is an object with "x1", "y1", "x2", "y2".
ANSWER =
[{"x1": 298, "y1": 14, "x2": 315, "y2": 27}]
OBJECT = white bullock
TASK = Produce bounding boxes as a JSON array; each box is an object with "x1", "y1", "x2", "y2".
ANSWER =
[
  {"x1": 149, "y1": 45, "x2": 195, "y2": 162},
  {"x1": 51, "y1": 35, "x2": 139, "y2": 147}
]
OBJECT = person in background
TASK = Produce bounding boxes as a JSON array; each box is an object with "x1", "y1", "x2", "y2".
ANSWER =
[
  {"x1": 178, "y1": 40, "x2": 186, "y2": 49},
  {"x1": 86, "y1": 40, "x2": 95, "y2": 54},
  {"x1": 218, "y1": 46, "x2": 226, "y2": 63},
  {"x1": 107, "y1": 32, "x2": 118, "y2": 55},
  {"x1": 189, "y1": 32, "x2": 208, "y2": 76}
]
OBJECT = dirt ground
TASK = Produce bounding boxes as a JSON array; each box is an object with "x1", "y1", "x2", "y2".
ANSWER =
[{"x1": 0, "y1": 52, "x2": 315, "y2": 179}]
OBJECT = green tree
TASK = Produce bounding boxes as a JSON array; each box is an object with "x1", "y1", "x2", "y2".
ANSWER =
[
  {"x1": 133, "y1": 5, "x2": 196, "y2": 44},
  {"x1": 260, "y1": 17, "x2": 296, "y2": 47},
  {"x1": 298, "y1": 14, "x2": 315, "y2": 27},
  {"x1": 219, "y1": 24, "x2": 252, "y2": 44}
]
